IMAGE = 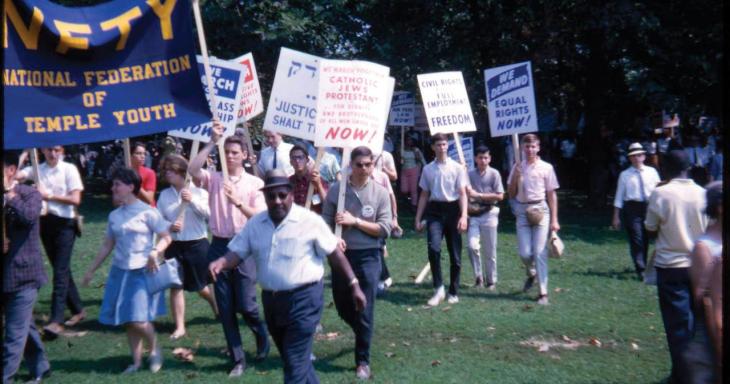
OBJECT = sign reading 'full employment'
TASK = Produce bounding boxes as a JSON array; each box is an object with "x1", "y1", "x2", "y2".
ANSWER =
[
  {"x1": 417, "y1": 71, "x2": 476, "y2": 135},
  {"x1": 3, "y1": 0, "x2": 211, "y2": 149}
]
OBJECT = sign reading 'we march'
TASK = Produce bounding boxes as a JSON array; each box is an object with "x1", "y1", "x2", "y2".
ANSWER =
[{"x1": 484, "y1": 61, "x2": 538, "y2": 137}]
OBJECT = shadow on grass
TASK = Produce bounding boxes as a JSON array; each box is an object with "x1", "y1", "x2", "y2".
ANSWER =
[
  {"x1": 577, "y1": 267, "x2": 640, "y2": 281},
  {"x1": 312, "y1": 347, "x2": 354, "y2": 374},
  {"x1": 47, "y1": 355, "x2": 134, "y2": 374},
  {"x1": 377, "y1": 283, "x2": 534, "y2": 306}
]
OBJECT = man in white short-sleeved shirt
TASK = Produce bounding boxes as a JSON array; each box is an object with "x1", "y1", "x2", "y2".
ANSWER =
[
  {"x1": 415, "y1": 133, "x2": 469, "y2": 307},
  {"x1": 611, "y1": 143, "x2": 661, "y2": 280},
  {"x1": 17, "y1": 146, "x2": 86, "y2": 336},
  {"x1": 210, "y1": 169, "x2": 365, "y2": 384}
]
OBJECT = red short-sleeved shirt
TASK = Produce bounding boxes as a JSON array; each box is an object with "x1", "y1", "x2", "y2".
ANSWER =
[{"x1": 135, "y1": 165, "x2": 157, "y2": 207}]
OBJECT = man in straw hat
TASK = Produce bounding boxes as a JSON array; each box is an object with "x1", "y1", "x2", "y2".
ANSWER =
[
  {"x1": 210, "y1": 169, "x2": 366, "y2": 383},
  {"x1": 612, "y1": 142, "x2": 661, "y2": 280}
]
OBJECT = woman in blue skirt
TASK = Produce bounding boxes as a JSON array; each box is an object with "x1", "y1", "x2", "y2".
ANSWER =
[{"x1": 82, "y1": 167, "x2": 172, "y2": 374}]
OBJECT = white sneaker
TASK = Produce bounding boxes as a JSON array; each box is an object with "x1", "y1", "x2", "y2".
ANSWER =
[
  {"x1": 427, "y1": 286, "x2": 446, "y2": 306},
  {"x1": 384, "y1": 277, "x2": 393, "y2": 288},
  {"x1": 447, "y1": 294, "x2": 459, "y2": 304}
]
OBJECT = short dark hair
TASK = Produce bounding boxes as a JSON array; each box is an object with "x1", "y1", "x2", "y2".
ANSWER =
[
  {"x1": 431, "y1": 133, "x2": 448, "y2": 144},
  {"x1": 704, "y1": 181, "x2": 722, "y2": 219},
  {"x1": 350, "y1": 146, "x2": 373, "y2": 162},
  {"x1": 521, "y1": 133, "x2": 540, "y2": 145},
  {"x1": 663, "y1": 150, "x2": 690, "y2": 178},
  {"x1": 132, "y1": 141, "x2": 147, "y2": 152},
  {"x1": 223, "y1": 135, "x2": 246, "y2": 152},
  {"x1": 475, "y1": 145, "x2": 491, "y2": 156},
  {"x1": 289, "y1": 144, "x2": 309, "y2": 158},
  {"x1": 112, "y1": 167, "x2": 142, "y2": 195},
  {"x1": 3, "y1": 150, "x2": 20, "y2": 167}
]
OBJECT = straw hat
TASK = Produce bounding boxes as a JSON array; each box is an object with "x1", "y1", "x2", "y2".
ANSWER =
[{"x1": 627, "y1": 142, "x2": 646, "y2": 157}]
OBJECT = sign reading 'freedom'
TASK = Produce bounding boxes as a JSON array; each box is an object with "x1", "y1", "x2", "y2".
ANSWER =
[
  {"x1": 484, "y1": 61, "x2": 538, "y2": 137},
  {"x1": 417, "y1": 71, "x2": 476, "y2": 135}
]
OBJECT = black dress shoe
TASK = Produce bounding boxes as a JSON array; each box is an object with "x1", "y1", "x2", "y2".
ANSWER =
[
  {"x1": 255, "y1": 338, "x2": 270, "y2": 362},
  {"x1": 228, "y1": 362, "x2": 245, "y2": 378}
]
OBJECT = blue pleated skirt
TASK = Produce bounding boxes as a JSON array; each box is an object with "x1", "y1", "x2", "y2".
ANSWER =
[{"x1": 99, "y1": 265, "x2": 166, "y2": 326}]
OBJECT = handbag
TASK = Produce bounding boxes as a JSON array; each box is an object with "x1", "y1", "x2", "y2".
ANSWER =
[
  {"x1": 145, "y1": 258, "x2": 183, "y2": 294},
  {"x1": 467, "y1": 197, "x2": 493, "y2": 217},
  {"x1": 548, "y1": 231, "x2": 564, "y2": 259},
  {"x1": 525, "y1": 204, "x2": 544, "y2": 226}
]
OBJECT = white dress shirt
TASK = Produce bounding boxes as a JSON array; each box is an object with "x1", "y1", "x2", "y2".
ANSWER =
[
  {"x1": 21, "y1": 160, "x2": 84, "y2": 219},
  {"x1": 227, "y1": 204, "x2": 339, "y2": 291},
  {"x1": 157, "y1": 185, "x2": 210, "y2": 241},
  {"x1": 418, "y1": 158, "x2": 468, "y2": 202},
  {"x1": 613, "y1": 165, "x2": 661, "y2": 208},
  {"x1": 258, "y1": 141, "x2": 295, "y2": 176}
]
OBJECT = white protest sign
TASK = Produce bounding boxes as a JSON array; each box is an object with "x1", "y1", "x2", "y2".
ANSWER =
[
  {"x1": 413, "y1": 104, "x2": 429, "y2": 131},
  {"x1": 314, "y1": 60, "x2": 392, "y2": 151},
  {"x1": 448, "y1": 136, "x2": 474, "y2": 171},
  {"x1": 388, "y1": 91, "x2": 415, "y2": 126},
  {"x1": 232, "y1": 52, "x2": 264, "y2": 123},
  {"x1": 484, "y1": 61, "x2": 538, "y2": 137},
  {"x1": 417, "y1": 71, "x2": 476, "y2": 135},
  {"x1": 263, "y1": 47, "x2": 321, "y2": 141},
  {"x1": 169, "y1": 56, "x2": 244, "y2": 141}
]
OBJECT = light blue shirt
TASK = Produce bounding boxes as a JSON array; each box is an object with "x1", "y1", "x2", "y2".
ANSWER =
[{"x1": 106, "y1": 200, "x2": 170, "y2": 270}]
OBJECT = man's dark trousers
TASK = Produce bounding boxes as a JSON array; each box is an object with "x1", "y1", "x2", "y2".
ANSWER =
[
  {"x1": 425, "y1": 201, "x2": 462, "y2": 295},
  {"x1": 656, "y1": 267, "x2": 694, "y2": 383},
  {"x1": 622, "y1": 201, "x2": 648, "y2": 278},
  {"x1": 3, "y1": 288, "x2": 50, "y2": 383},
  {"x1": 262, "y1": 281, "x2": 323, "y2": 384},
  {"x1": 332, "y1": 248, "x2": 381, "y2": 366},
  {"x1": 40, "y1": 214, "x2": 83, "y2": 324},
  {"x1": 209, "y1": 237, "x2": 268, "y2": 367}
]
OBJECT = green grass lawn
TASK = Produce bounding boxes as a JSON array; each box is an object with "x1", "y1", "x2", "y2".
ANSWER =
[{"x1": 31, "y1": 190, "x2": 671, "y2": 383}]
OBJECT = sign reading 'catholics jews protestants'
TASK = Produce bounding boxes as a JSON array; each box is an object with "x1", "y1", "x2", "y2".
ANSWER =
[
  {"x1": 168, "y1": 56, "x2": 244, "y2": 142},
  {"x1": 315, "y1": 59, "x2": 393, "y2": 152},
  {"x1": 3, "y1": 0, "x2": 211, "y2": 149},
  {"x1": 483, "y1": 61, "x2": 538, "y2": 137}
]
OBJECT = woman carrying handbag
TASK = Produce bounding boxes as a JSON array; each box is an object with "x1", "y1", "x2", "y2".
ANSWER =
[{"x1": 82, "y1": 168, "x2": 172, "y2": 374}]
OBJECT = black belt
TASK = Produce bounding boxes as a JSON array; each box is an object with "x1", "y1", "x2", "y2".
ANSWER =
[
  {"x1": 518, "y1": 200, "x2": 544, "y2": 204},
  {"x1": 212, "y1": 236, "x2": 232, "y2": 242},
  {"x1": 263, "y1": 280, "x2": 319, "y2": 296},
  {"x1": 624, "y1": 200, "x2": 647, "y2": 203}
]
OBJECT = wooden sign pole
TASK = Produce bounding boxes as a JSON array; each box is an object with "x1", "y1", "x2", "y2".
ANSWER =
[
  {"x1": 305, "y1": 148, "x2": 325, "y2": 210},
  {"x1": 122, "y1": 139, "x2": 132, "y2": 167},
  {"x1": 192, "y1": 0, "x2": 228, "y2": 180},
  {"x1": 334, "y1": 148, "x2": 352, "y2": 238}
]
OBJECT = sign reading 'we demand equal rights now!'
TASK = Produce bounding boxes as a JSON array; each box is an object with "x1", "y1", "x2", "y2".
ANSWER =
[{"x1": 3, "y1": 0, "x2": 211, "y2": 149}]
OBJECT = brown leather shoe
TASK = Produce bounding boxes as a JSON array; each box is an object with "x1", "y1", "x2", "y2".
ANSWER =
[{"x1": 64, "y1": 310, "x2": 87, "y2": 327}]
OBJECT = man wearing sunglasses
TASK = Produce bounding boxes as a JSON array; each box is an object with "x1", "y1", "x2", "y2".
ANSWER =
[
  {"x1": 209, "y1": 169, "x2": 365, "y2": 383},
  {"x1": 323, "y1": 146, "x2": 392, "y2": 380}
]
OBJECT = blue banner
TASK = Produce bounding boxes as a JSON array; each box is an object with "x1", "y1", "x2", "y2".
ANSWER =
[{"x1": 3, "y1": 0, "x2": 212, "y2": 149}]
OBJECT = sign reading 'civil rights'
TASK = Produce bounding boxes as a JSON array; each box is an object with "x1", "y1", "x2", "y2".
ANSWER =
[{"x1": 417, "y1": 71, "x2": 476, "y2": 135}]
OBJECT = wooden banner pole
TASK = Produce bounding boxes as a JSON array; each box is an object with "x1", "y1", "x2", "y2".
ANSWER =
[
  {"x1": 511, "y1": 133, "x2": 523, "y2": 199},
  {"x1": 334, "y1": 148, "x2": 352, "y2": 238},
  {"x1": 304, "y1": 148, "x2": 325, "y2": 210},
  {"x1": 414, "y1": 263, "x2": 431, "y2": 284},
  {"x1": 122, "y1": 139, "x2": 132, "y2": 167},
  {"x1": 453, "y1": 132, "x2": 466, "y2": 165}
]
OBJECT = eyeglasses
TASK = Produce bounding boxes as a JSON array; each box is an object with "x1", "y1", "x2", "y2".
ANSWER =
[
  {"x1": 354, "y1": 162, "x2": 373, "y2": 169},
  {"x1": 290, "y1": 155, "x2": 307, "y2": 162}
]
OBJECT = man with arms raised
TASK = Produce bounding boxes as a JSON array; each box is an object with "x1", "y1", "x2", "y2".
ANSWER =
[
  {"x1": 210, "y1": 169, "x2": 365, "y2": 384},
  {"x1": 188, "y1": 123, "x2": 270, "y2": 377}
]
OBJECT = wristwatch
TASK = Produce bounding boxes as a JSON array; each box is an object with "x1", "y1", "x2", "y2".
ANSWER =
[
  {"x1": 235, "y1": 202, "x2": 243, "y2": 209},
  {"x1": 349, "y1": 277, "x2": 359, "y2": 286}
]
